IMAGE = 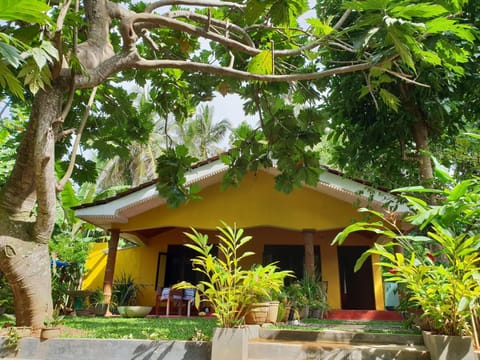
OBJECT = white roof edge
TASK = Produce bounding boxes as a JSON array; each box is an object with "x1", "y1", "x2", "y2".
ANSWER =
[
  {"x1": 318, "y1": 171, "x2": 409, "y2": 212},
  {"x1": 74, "y1": 159, "x2": 228, "y2": 220},
  {"x1": 262, "y1": 168, "x2": 408, "y2": 213}
]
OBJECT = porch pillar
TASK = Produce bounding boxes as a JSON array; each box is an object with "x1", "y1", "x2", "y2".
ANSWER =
[
  {"x1": 103, "y1": 229, "x2": 120, "y2": 315},
  {"x1": 303, "y1": 229, "x2": 315, "y2": 278}
]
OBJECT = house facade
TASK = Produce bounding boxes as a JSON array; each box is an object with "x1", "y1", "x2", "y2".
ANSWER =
[{"x1": 75, "y1": 158, "x2": 405, "y2": 311}]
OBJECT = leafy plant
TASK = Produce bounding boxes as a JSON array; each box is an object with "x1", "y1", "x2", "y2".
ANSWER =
[
  {"x1": 333, "y1": 174, "x2": 480, "y2": 336},
  {"x1": 113, "y1": 273, "x2": 143, "y2": 306},
  {"x1": 44, "y1": 309, "x2": 64, "y2": 328},
  {"x1": 191, "y1": 328, "x2": 209, "y2": 342},
  {"x1": 182, "y1": 222, "x2": 293, "y2": 328},
  {"x1": 90, "y1": 288, "x2": 105, "y2": 305},
  {"x1": 5, "y1": 327, "x2": 20, "y2": 352},
  {"x1": 0, "y1": 273, "x2": 14, "y2": 313}
]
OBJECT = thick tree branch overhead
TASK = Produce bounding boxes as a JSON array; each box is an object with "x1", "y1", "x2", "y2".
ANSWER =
[{"x1": 71, "y1": 0, "x2": 381, "y2": 89}]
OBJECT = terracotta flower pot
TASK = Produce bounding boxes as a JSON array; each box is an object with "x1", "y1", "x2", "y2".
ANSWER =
[
  {"x1": 245, "y1": 303, "x2": 269, "y2": 325},
  {"x1": 40, "y1": 327, "x2": 61, "y2": 340}
]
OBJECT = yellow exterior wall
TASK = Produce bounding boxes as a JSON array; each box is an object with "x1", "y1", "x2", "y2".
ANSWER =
[
  {"x1": 82, "y1": 171, "x2": 386, "y2": 310},
  {"x1": 116, "y1": 171, "x2": 362, "y2": 232}
]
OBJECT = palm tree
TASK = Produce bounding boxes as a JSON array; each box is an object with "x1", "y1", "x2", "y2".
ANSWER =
[
  {"x1": 96, "y1": 99, "x2": 168, "y2": 190},
  {"x1": 177, "y1": 105, "x2": 231, "y2": 160}
]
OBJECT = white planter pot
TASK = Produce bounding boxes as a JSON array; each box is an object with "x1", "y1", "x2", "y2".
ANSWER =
[
  {"x1": 422, "y1": 331, "x2": 475, "y2": 360},
  {"x1": 211, "y1": 327, "x2": 248, "y2": 360},
  {"x1": 117, "y1": 306, "x2": 152, "y2": 318}
]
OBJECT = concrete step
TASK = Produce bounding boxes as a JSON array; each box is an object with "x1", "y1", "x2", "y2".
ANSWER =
[
  {"x1": 248, "y1": 328, "x2": 428, "y2": 360},
  {"x1": 248, "y1": 339, "x2": 429, "y2": 360},
  {"x1": 258, "y1": 328, "x2": 424, "y2": 346}
]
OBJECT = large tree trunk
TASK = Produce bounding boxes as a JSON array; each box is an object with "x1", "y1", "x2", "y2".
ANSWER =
[
  {"x1": 0, "y1": 86, "x2": 63, "y2": 328},
  {"x1": 412, "y1": 119, "x2": 434, "y2": 186},
  {"x1": 400, "y1": 84, "x2": 434, "y2": 185}
]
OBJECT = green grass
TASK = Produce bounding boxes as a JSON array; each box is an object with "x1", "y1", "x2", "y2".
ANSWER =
[
  {"x1": 0, "y1": 314, "x2": 217, "y2": 341},
  {"x1": 0, "y1": 315, "x2": 418, "y2": 339},
  {"x1": 62, "y1": 317, "x2": 218, "y2": 340},
  {"x1": 277, "y1": 318, "x2": 419, "y2": 335}
]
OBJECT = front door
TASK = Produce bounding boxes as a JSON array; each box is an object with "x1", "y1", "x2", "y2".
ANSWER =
[{"x1": 337, "y1": 246, "x2": 375, "y2": 309}]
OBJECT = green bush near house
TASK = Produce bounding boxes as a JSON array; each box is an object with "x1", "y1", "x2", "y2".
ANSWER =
[{"x1": 333, "y1": 172, "x2": 480, "y2": 337}]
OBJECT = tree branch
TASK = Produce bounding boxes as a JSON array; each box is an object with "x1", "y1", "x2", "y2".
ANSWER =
[
  {"x1": 333, "y1": 9, "x2": 352, "y2": 30},
  {"x1": 166, "y1": 10, "x2": 255, "y2": 47},
  {"x1": 145, "y1": 0, "x2": 244, "y2": 13},
  {"x1": 52, "y1": 0, "x2": 73, "y2": 79},
  {"x1": 131, "y1": 12, "x2": 340, "y2": 59},
  {"x1": 56, "y1": 87, "x2": 98, "y2": 192},
  {"x1": 133, "y1": 59, "x2": 372, "y2": 81}
]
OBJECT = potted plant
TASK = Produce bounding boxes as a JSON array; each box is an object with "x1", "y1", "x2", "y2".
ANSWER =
[
  {"x1": 180, "y1": 222, "x2": 293, "y2": 360},
  {"x1": 113, "y1": 273, "x2": 151, "y2": 317},
  {"x1": 90, "y1": 288, "x2": 108, "y2": 317},
  {"x1": 41, "y1": 310, "x2": 64, "y2": 340},
  {"x1": 333, "y1": 173, "x2": 480, "y2": 360},
  {"x1": 284, "y1": 281, "x2": 307, "y2": 320}
]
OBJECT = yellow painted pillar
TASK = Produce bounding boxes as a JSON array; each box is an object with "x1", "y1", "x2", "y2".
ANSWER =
[
  {"x1": 303, "y1": 229, "x2": 315, "y2": 278},
  {"x1": 103, "y1": 229, "x2": 120, "y2": 315},
  {"x1": 320, "y1": 240, "x2": 341, "y2": 309},
  {"x1": 371, "y1": 253, "x2": 385, "y2": 310}
]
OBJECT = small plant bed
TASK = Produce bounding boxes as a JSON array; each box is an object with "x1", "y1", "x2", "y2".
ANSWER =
[{"x1": 276, "y1": 318, "x2": 419, "y2": 335}]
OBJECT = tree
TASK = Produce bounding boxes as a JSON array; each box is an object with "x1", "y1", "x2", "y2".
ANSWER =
[
  {"x1": 177, "y1": 105, "x2": 231, "y2": 160},
  {"x1": 0, "y1": 0, "x2": 474, "y2": 328},
  {"x1": 96, "y1": 97, "x2": 168, "y2": 189},
  {"x1": 318, "y1": 0, "x2": 479, "y2": 188}
]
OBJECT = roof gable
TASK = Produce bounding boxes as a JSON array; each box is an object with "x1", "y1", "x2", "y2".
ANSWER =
[{"x1": 74, "y1": 159, "x2": 407, "y2": 229}]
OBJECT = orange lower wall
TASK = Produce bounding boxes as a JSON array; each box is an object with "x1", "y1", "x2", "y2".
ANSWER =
[{"x1": 83, "y1": 227, "x2": 385, "y2": 310}]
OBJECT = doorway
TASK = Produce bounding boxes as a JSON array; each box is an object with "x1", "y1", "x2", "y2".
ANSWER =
[
  {"x1": 337, "y1": 246, "x2": 375, "y2": 309},
  {"x1": 162, "y1": 245, "x2": 216, "y2": 287}
]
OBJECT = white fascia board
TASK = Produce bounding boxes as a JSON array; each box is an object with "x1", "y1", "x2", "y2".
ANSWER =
[
  {"x1": 317, "y1": 171, "x2": 409, "y2": 213},
  {"x1": 74, "y1": 184, "x2": 159, "y2": 219},
  {"x1": 75, "y1": 159, "x2": 228, "y2": 220},
  {"x1": 185, "y1": 160, "x2": 228, "y2": 186},
  {"x1": 262, "y1": 167, "x2": 408, "y2": 213}
]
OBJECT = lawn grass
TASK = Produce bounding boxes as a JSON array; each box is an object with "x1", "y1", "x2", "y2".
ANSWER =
[
  {"x1": 62, "y1": 316, "x2": 218, "y2": 340},
  {"x1": 278, "y1": 318, "x2": 419, "y2": 335},
  {"x1": 0, "y1": 314, "x2": 417, "y2": 340},
  {"x1": 0, "y1": 314, "x2": 218, "y2": 341}
]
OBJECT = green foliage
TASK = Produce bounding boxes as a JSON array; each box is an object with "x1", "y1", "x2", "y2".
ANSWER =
[
  {"x1": 0, "y1": 0, "x2": 57, "y2": 99},
  {"x1": 5, "y1": 327, "x2": 20, "y2": 352},
  {"x1": 0, "y1": 115, "x2": 27, "y2": 186},
  {"x1": 182, "y1": 222, "x2": 293, "y2": 327},
  {"x1": 156, "y1": 145, "x2": 200, "y2": 208},
  {"x1": 50, "y1": 182, "x2": 106, "y2": 312},
  {"x1": 43, "y1": 309, "x2": 64, "y2": 328},
  {"x1": 0, "y1": 0, "x2": 50, "y2": 24},
  {"x1": 0, "y1": 273, "x2": 14, "y2": 313},
  {"x1": 248, "y1": 51, "x2": 274, "y2": 75},
  {"x1": 333, "y1": 175, "x2": 480, "y2": 336},
  {"x1": 113, "y1": 273, "x2": 143, "y2": 306}
]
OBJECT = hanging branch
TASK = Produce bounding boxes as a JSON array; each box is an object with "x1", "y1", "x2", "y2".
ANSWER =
[{"x1": 56, "y1": 87, "x2": 98, "y2": 191}]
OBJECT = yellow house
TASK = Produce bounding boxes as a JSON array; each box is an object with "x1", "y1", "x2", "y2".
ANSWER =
[{"x1": 74, "y1": 157, "x2": 406, "y2": 313}]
